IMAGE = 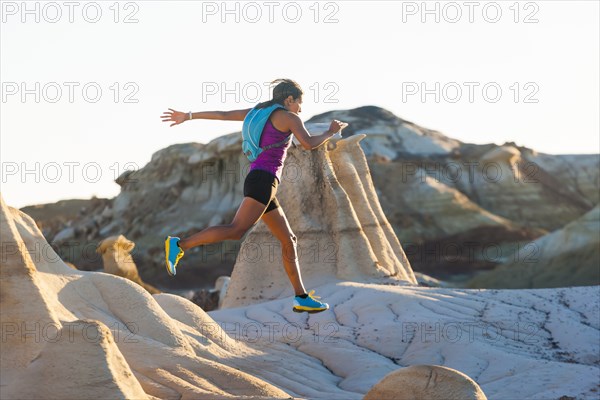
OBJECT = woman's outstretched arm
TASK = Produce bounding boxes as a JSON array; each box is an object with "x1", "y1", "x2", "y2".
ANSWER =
[
  {"x1": 286, "y1": 113, "x2": 348, "y2": 150},
  {"x1": 161, "y1": 108, "x2": 252, "y2": 127}
]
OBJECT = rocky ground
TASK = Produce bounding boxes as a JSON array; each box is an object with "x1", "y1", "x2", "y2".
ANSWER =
[{"x1": 3, "y1": 191, "x2": 598, "y2": 399}]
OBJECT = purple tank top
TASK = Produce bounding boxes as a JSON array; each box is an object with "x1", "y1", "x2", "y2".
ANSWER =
[{"x1": 249, "y1": 118, "x2": 293, "y2": 183}]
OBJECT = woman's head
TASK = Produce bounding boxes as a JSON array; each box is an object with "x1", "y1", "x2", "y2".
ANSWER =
[{"x1": 257, "y1": 78, "x2": 303, "y2": 113}]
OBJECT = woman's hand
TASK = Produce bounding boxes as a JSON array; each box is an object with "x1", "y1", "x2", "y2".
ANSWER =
[
  {"x1": 161, "y1": 108, "x2": 188, "y2": 127},
  {"x1": 328, "y1": 119, "x2": 349, "y2": 134}
]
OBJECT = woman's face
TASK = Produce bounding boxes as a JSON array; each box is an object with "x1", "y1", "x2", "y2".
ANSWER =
[{"x1": 285, "y1": 96, "x2": 303, "y2": 114}]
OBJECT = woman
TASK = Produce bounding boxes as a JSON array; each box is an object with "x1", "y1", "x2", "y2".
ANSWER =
[{"x1": 160, "y1": 78, "x2": 348, "y2": 313}]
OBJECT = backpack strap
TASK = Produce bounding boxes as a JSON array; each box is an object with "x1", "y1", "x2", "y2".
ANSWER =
[{"x1": 261, "y1": 134, "x2": 292, "y2": 151}]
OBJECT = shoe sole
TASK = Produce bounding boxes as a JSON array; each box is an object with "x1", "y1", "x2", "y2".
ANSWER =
[{"x1": 293, "y1": 307, "x2": 328, "y2": 314}]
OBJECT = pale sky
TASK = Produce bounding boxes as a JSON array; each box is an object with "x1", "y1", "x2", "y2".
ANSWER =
[{"x1": 1, "y1": 0, "x2": 599, "y2": 208}]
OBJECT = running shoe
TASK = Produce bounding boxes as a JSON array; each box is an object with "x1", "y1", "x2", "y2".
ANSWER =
[
  {"x1": 292, "y1": 290, "x2": 329, "y2": 313},
  {"x1": 165, "y1": 236, "x2": 184, "y2": 276}
]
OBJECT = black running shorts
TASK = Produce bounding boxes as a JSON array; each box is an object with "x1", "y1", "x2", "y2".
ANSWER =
[{"x1": 243, "y1": 169, "x2": 280, "y2": 213}]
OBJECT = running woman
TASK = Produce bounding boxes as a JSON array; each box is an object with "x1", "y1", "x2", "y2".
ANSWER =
[{"x1": 160, "y1": 78, "x2": 348, "y2": 313}]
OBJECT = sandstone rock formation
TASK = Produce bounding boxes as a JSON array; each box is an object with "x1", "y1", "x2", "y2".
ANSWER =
[
  {"x1": 527, "y1": 152, "x2": 599, "y2": 206},
  {"x1": 306, "y1": 107, "x2": 598, "y2": 232},
  {"x1": 0, "y1": 194, "x2": 293, "y2": 399},
  {"x1": 363, "y1": 365, "x2": 488, "y2": 400},
  {"x1": 222, "y1": 135, "x2": 416, "y2": 308},
  {"x1": 304, "y1": 106, "x2": 462, "y2": 157},
  {"x1": 467, "y1": 205, "x2": 600, "y2": 289},
  {"x1": 438, "y1": 144, "x2": 594, "y2": 232},
  {"x1": 2, "y1": 191, "x2": 599, "y2": 399},
  {"x1": 20, "y1": 197, "x2": 113, "y2": 272},
  {"x1": 97, "y1": 235, "x2": 161, "y2": 294},
  {"x1": 18, "y1": 106, "x2": 599, "y2": 288},
  {"x1": 367, "y1": 160, "x2": 546, "y2": 279},
  {"x1": 20, "y1": 197, "x2": 111, "y2": 240},
  {"x1": 212, "y1": 280, "x2": 600, "y2": 399}
]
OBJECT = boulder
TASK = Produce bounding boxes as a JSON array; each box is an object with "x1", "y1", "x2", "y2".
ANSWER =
[{"x1": 364, "y1": 365, "x2": 487, "y2": 400}]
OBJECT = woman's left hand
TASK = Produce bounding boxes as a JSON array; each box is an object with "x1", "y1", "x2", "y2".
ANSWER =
[{"x1": 328, "y1": 119, "x2": 349, "y2": 134}]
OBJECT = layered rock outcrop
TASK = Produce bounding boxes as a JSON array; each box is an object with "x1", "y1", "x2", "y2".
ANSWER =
[{"x1": 467, "y1": 205, "x2": 600, "y2": 288}]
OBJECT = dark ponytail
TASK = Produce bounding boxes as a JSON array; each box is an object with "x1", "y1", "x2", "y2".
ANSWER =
[{"x1": 256, "y1": 78, "x2": 304, "y2": 109}]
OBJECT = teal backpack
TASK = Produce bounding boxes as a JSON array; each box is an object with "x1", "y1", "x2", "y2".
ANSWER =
[{"x1": 242, "y1": 103, "x2": 293, "y2": 162}]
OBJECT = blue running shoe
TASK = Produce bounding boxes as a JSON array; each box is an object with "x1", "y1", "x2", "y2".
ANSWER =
[
  {"x1": 165, "y1": 236, "x2": 184, "y2": 276},
  {"x1": 293, "y1": 290, "x2": 329, "y2": 313}
]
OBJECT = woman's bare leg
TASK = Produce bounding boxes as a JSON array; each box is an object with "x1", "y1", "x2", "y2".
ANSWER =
[
  {"x1": 178, "y1": 197, "x2": 267, "y2": 251},
  {"x1": 261, "y1": 206, "x2": 307, "y2": 296}
]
